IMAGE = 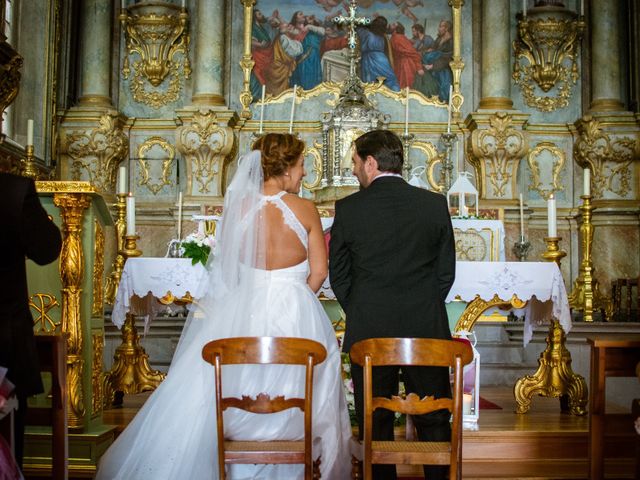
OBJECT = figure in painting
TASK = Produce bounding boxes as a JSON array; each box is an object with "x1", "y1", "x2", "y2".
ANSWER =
[
  {"x1": 411, "y1": 23, "x2": 434, "y2": 53},
  {"x1": 250, "y1": 8, "x2": 276, "y2": 100},
  {"x1": 290, "y1": 12, "x2": 327, "y2": 90},
  {"x1": 411, "y1": 19, "x2": 452, "y2": 102},
  {"x1": 389, "y1": 22, "x2": 423, "y2": 90},
  {"x1": 357, "y1": 15, "x2": 400, "y2": 91}
]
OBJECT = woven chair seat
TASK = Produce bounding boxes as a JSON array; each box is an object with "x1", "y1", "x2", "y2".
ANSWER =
[
  {"x1": 372, "y1": 441, "x2": 451, "y2": 454},
  {"x1": 225, "y1": 440, "x2": 305, "y2": 453}
]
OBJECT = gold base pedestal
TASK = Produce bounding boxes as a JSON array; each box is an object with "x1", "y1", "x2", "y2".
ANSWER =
[
  {"x1": 514, "y1": 320, "x2": 588, "y2": 416},
  {"x1": 107, "y1": 234, "x2": 165, "y2": 405},
  {"x1": 107, "y1": 313, "x2": 166, "y2": 405}
]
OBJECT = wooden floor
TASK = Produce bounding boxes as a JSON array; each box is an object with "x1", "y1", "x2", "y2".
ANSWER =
[{"x1": 103, "y1": 386, "x2": 638, "y2": 479}]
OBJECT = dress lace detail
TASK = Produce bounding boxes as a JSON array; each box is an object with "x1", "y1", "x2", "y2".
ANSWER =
[{"x1": 261, "y1": 191, "x2": 309, "y2": 249}]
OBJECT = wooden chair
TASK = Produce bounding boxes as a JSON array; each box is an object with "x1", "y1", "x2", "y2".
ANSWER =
[
  {"x1": 27, "y1": 333, "x2": 68, "y2": 480},
  {"x1": 612, "y1": 278, "x2": 639, "y2": 322},
  {"x1": 201, "y1": 336, "x2": 327, "y2": 480},
  {"x1": 349, "y1": 338, "x2": 473, "y2": 480}
]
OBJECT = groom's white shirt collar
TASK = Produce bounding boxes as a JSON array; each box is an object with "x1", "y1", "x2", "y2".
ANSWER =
[{"x1": 372, "y1": 172, "x2": 403, "y2": 183}]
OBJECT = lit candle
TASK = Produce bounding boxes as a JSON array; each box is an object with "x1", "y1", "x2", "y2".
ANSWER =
[
  {"x1": 126, "y1": 193, "x2": 136, "y2": 236},
  {"x1": 519, "y1": 193, "x2": 525, "y2": 239},
  {"x1": 583, "y1": 167, "x2": 590, "y2": 196},
  {"x1": 27, "y1": 119, "x2": 33, "y2": 146},
  {"x1": 547, "y1": 194, "x2": 557, "y2": 237},
  {"x1": 177, "y1": 191, "x2": 183, "y2": 240},
  {"x1": 259, "y1": 84, "x2": 266, "y2": 134},
  {"x1": 463, "y1": 393, "x2": 473, "y2": 416},
  {"x1": 459, "y1": 193, "x2": 467, "y2": 217},
  {"x1": 117, "y1": 166, "x2": 127, "y2": 194},
  {"x1": 288, "y1": 85, "x2": 297, "y2": 134},
  {"x1": 446, "y1": 85, "x2": 453, "y2": 134},
  {"x1": 522, "y1": 0, "x2": 527, "y2": 17},
  {"x1": 404, "y1": 86, "x2": 409, "y2": 135}
]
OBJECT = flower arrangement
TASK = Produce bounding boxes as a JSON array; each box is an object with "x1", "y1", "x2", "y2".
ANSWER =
[{"x1": 180, "y1": 231, "x2": 215, "y2": 266}]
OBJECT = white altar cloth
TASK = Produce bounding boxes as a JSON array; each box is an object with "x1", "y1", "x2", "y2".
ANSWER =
[
  {"x1": 446, "y1": 261, "x2": 571, "y2": 345},
  {"x1": 112, "y1": 258, "x2": 207, "y2": 329}
]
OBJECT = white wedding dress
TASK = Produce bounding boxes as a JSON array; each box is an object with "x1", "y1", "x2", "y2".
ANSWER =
[{"x1": 96, "y1": 155, "x2": 352, "y2": 480}]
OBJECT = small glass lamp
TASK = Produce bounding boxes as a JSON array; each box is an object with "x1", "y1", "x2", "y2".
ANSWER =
[
  {"x1": 455, "y1": 330, "x2": 480, "y2": 425},
  {"x1": 447, "y1": 172, "x2": 478, "y2": 217},
  {"x1": 407, "y1": 166, "x2": 429, "y2": 190}
]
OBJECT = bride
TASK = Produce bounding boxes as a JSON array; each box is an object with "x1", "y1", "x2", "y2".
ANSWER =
[{"x1": 96, "y1": 133, "x2": 352, "y2": 479}]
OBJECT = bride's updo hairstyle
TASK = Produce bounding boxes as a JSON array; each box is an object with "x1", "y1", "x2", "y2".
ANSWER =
[{"x1": 252, "y1": 133, "x2": 305, "y2": 180}]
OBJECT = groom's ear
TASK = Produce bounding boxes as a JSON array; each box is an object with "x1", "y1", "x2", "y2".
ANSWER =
[{"x1": 365, "y1": 155, "x2": 379, "y2": 174}]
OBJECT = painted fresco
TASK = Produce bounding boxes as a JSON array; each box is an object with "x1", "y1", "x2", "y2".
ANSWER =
[{"x1": 250, "y1": 0, "x2": 453, "y2": 102}]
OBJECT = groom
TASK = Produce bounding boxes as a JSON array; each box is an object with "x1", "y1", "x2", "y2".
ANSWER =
[{"x1": 329, "y1": 129, "x2": 455, "y2": 480}]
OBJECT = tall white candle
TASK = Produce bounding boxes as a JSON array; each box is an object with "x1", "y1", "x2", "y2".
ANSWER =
[
  {"x1": 446, "y1": 85, "x2": 453, "y2": 134},
  {"x1": 583, "y1": 167, "x2": 590, "y2": 196},
  {"x1": 288, "y1": 85, "x2": 297, "y2": 134},
  {"x1": 126, "y1": 193, "x2": 136, "y2": 236},
  {"x1": 547, "y1": 194, "x2": 557, "y2": 237},
  {"x1": 404, "y1": 87, "x2": 410, "y2": 135},
  {"x1": 522, "y1": 0, "x2": 527, "y2": 17},
  {"x1": 177, "y1": 191, "x2": 183, "y2": 240},
  {"x1": 121, "y1": 0, "x2": 125, "y2": 10},
  {"x1": 181, "y1": 0, "x2": 186, "y2": 9},
  {"x1": 259, "y1": 84, "x2": 266, "y2": 134},
  {"x1": 27, "y1": 119, "x2": 33, "y2": 146},
  {"x1": 580, "y1": 0, "x2": 584, "y2": 17},
  {"x1": 519, "y1": 193, "x2": 525, "y2": 239},
  {"x1": 117, "y1": 166, "x2": 127, "y2": 194}
]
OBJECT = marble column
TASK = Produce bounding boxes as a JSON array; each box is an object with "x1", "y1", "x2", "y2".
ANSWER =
[
  {"x1": 191, "y1": 0, "x2": 225, "y2": 106},
  {"x1": 78, "y1": 0, "x2": 112, "y2": 107},
  {"x1": 479, "y1": 0, "x2": 513, "y2": 110},
  {"x1": 590, "y1": 0, "x2": 624, "y2": 111}
]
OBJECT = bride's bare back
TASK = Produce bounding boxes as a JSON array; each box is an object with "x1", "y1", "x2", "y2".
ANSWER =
[{"x1": 261, "y1": 193, "x2": 327, "y2": 292}]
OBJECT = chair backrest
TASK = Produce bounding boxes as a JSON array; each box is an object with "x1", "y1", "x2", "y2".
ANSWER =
[
  {"x1": 350, "y1": 337, "x2": 473, "y2": 479},
  {"x1": 27, "y1": 334, "x2": 68, "y2": 480},
  {"x1": 201, "y1": 336, "x2": 327, "y2": 478},
  {"x1": 612, "y1": 278, "x2": 639, "y2": 321}
]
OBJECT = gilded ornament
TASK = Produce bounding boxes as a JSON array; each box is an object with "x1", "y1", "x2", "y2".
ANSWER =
[
  {"x1": 454, "y1": 293, "x2": 526, "y2": 333},
  {"x1": 527, "y1": 142, "x2": 565, "y2": 200},
  {"x1": 120, "y1": 3, "x2": 191, "y2": 108},
  {"x1": 53, "y1": 192, "x2": 92, "y2": 428},
  {"x1": 0, "y1": 54, "x2": 23, "y2": 115},
  {"x1": 30, "y1": 294, "x2": 60, "y2": 333},
  {"x1": 573, "y1": 116, "x2": 637, "y2": 198},
  {"x1": 137, "y1": 136, "x2": 176, "y2": 195},
  {"x1": 512, "y1": 9, "x2": 585, "y2": 112},
  {"x1": 92, "y1": 220, "x2": 105, "y2": 317},
  {"x1": 467, "y1": 112, "x2": 528, "y2": 199},
  {"x1": 36, "y1": 181, "x2": 97, "y2": 193},
  {"x1": 514, "y1": 320, "x2": 587, "y2": 415},
  {"x1": 409, "y1": 141, "x2": 441, "y2": 192},
  {"x1": 64, "y1": 113, "x2": 129, "y2": 193},
  {"x1": 302, "y1": 143, "x2": 324, "y2": 191},
  {"x1": 91, "y1": 333, "x2": 104, "y2": 416},
  {"x1": 175, "y1": 111, "x2": 235, "y2": 195}
]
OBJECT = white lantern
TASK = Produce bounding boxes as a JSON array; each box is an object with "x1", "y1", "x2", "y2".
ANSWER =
[
  {"x1": 455, "y1": 330, "x2": 480, "y2": 425},
  {"x1": 447, "y1": 172, "x2": 478, "y2": 217}
]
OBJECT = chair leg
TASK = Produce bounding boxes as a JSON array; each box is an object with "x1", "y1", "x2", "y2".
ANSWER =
[
  {"x1": 350, "y1": 456, "x2": 362, "y2": 480},
  {"x1": 313, "y1": 456, "x2": 322, "y2": 479}
]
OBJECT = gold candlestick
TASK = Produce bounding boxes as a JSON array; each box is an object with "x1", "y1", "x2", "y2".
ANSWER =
[
  {"x1": 20, "y1": 145, "x2": 39, "y2": 180},
  {"x1": 513, "y1": 236, "x2": 588, "y2": 416},
  {"x1": 107, "y1": 234, "x2": 166, "y2": 406},
  {"x1": 567, "y1": 195, "x2": 613, "y2": 322},
  {"x1": 104, "y1": 194, "x2": 127, "y2": 305},
  {"x1": 541, "y1": 236, "x2": 566, "y2": 267}
]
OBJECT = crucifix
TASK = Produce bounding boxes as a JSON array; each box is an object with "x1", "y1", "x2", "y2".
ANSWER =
[{"x1": 333, "y1": 0, "x2": 370, "y2": 77}]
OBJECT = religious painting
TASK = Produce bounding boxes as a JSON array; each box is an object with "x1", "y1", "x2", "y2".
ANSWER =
[{"x1": 244, "y1": 0, "x2": 458, "y2": 104}]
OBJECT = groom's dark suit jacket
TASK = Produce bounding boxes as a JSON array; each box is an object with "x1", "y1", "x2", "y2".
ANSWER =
[
  {"x1": 329, "y1": 176, "x2": 455, "y2": 352},
  {"x1": 0, "y1": 173, "x2": 62, "y2": 397}
]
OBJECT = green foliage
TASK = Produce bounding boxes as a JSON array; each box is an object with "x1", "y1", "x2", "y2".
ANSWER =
[{"x1": 181, "y1": 241, "x2": 211, "y2": 266}]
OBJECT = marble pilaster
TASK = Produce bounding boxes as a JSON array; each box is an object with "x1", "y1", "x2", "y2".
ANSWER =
[
  {"x1": 589, "y1": 0, "x2": 624, "y2": 111},
  {"x1": 191, "y1": 0, "x2": 225, "y2": 106},
  {"x1": 479, "y1": 0, "x2": 513, "y2": 110},
  {"x1": 78, "y1": 0, "x2": 112, "y2": 107}
]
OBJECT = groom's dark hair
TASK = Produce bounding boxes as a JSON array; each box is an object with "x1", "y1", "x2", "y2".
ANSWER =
[{"x1": 354, "y1": 130, "x2": 404, "y2": 174}]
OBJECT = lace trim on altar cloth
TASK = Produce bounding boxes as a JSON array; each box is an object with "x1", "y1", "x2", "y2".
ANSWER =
[{"x1": 261, "y1": 191, "x2": 309, "y2": 250}]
